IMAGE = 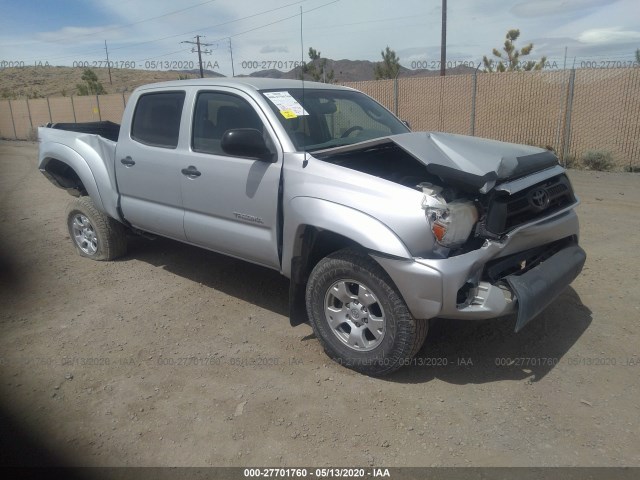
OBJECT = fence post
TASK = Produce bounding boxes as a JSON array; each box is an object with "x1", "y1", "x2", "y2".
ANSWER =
[
  {"x1": 26, "y1": 98, "x2": 34, "y2": 130},
  {"x1": 71, "y1": 96, "x2": 77, "y2": 123},
  {"x1": 554, "y1": 70, "x2": 569, "y2": 157},
  {"x1": 46, "y1": 96, "x2": 53, "y2": 123},
  {"x1": 393, "y1": 77, "x2": 399, "y2": 116},
  {"x1": 96, "y1": 94, "x2": 102, "y2": 121},
  {"x1": 8, "y1": 99, "x2": 17, "y2": 139},
  {"x1": 561, "y1": 69, "x2": 576, "y2": 166},
  {"x1": 438, "y1": 77, "x2": 444, "y2": 131},
  {"x1": 470, "y1": 71, "x2": 477, "y2": 136},
  {"x1": 122, "y1": 91, "x2": 126, "y2": 108}
]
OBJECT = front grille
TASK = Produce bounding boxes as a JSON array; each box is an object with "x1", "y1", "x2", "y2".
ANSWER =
[{"x1": 484, "y1": 175, "x2": 576, "y2": 235}]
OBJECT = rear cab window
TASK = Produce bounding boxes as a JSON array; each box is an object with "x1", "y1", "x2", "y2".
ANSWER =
[{"x1": 131, "y1": 91, "x2": 185, "y2": 148}]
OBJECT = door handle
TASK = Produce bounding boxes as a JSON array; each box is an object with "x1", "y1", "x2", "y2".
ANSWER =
[
  {"x1": 120, "y1": 156, "x2": 135, "y2": 166},
  {"x1": 181, "y1": 166, "x2": 201, "y2": 178}
]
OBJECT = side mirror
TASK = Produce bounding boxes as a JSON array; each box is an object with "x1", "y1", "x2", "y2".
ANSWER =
[
  {"x1": 221, "y1": 128, "x2": 275, "y2": 161},
  {"x1": 402, "y1": 120, "x2": 411, "y2": 130}
]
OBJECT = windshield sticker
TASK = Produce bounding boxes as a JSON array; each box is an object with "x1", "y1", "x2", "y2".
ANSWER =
[{"x1": 264, "y1": 91, "x2": 308, "y2": 117}]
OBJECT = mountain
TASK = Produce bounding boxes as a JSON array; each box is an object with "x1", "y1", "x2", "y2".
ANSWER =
[
  {"x1": 0, "y1": 59, "x2": 477, "y2": 99},
  {"x1": 0, "y1": 66, "x2": 210, "y2": 99},
  {"x1": 178, "y1": 69, "x2": 225, "y2": 78},
  {"x1": 244, "y1": 58, "x2": 477, "y2": 82}
]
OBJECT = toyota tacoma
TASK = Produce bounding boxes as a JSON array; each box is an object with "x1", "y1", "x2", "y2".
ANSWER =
[{"x1": 38, "y1": 78, "x2": 586, "y2": 375}]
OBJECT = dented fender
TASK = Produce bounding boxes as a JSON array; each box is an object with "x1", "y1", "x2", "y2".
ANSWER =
[
  {"x1": 281, "y1": 196, "x2": 412, "y2": 278},
  {"x1": 38, "y1": 128, "x2": 121, "y2": 220}
]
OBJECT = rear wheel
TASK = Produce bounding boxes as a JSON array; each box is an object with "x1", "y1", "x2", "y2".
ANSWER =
[
  {"x1": 66, "y1": 196, "x2": 127, "y2": 261},
  {"x1": 306, "y1": 248, "x2": 428, "y2": 376}
]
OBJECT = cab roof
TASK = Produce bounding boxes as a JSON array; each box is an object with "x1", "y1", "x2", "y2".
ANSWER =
[{"x1": 134, "y1": 77, "x2": 352, "y2": 93}]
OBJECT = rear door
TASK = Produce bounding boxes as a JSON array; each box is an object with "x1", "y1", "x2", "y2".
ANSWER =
[
  {"x1": 179, "y1": 89, "x2": 282, "y2": 269},
  {"x1": 115, "y1": 90, "x2": 187, "y2": 240}
]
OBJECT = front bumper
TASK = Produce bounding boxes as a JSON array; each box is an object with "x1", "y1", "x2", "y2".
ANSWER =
[
  {"x1": 372, "y1": 208, "x2": 584, "y2": 330},
  {"x1": 505, "y1": 243, "x2": 585, "y2": 331}
]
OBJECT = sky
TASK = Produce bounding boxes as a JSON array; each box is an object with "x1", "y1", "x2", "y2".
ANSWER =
[{"x1": 0, "y1": 0, "x2": 638, "y2": 76}]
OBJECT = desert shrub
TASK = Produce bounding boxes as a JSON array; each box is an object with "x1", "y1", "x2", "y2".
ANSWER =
[
  {"x1": 27, "y1": 128, "x2": 39, "y2": 142},
  {"x1": 76, "y1": 68, "x2": 105, "y2": 96},
  {"x1": 581, "y1": 150, "x2": 614, "y2": 171},
  {"x1": 562, "y1": 153, "x2": 578, "y2": 169}
]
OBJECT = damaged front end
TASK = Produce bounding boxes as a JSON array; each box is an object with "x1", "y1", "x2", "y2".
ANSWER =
[
  {"x1": 313, "y1": 131, "x2": 586, "y2": 331},
  {"x1": 447, "y1": 168, "x2": 585, "y2": 331}
]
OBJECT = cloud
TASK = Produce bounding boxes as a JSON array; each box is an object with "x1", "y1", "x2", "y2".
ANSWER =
[
  {"x1": 578, "y1": 26, "x2": 640, "y2": 44},
  {"x1": 1, "y1": 0, "x2": 634, "y2": 74},
  {"x1": 510, "y1": 0, "x2": 615, "y2": 17},
  {"x1": 259, "y1": 45, "x2": 289, "y2": 53},
  {"x1": 36, "y1": 25, "x2": 121, "y2": 44}
]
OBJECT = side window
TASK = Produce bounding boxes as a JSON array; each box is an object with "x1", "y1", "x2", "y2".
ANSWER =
[
  {"x1": 131, "y1": 91, "x2": 185, "y2": 148},
  {"x1": 192, "y1": 92, "x2": 265, "y2": 155}
]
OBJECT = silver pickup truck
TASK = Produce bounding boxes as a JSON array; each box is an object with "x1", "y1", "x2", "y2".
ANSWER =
[{"x1": 38, "y1": 78, "x2": 585, "y2": 375}]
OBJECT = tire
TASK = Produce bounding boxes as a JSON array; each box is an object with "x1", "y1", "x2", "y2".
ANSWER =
[
  {"x1": 66, "y1": 196, "x2": 127, "y2": 261},
  {"x1": 306, "y1": 248, "x2": 428, "y2": 376}
]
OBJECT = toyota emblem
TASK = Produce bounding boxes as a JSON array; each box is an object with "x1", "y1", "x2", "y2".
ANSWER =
[{"x1": 529, "y1": 188, "x2": 550, "y2": 210}]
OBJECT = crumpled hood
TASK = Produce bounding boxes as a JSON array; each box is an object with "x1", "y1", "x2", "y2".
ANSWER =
[{"x1": 312, "y1": 132, "x2": 560, "y2": 193}]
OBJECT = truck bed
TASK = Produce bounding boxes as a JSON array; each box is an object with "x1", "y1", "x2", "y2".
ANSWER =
[{"x1": 49, "y1": 121, "x2": 120, "y2": 142}]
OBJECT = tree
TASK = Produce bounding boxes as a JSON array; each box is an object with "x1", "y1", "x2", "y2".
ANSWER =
[
  {"x1": 76, "y1": 68, "x2": 106, "y2": 95},
  {"x1": 483, "y1": 29, "x2": 546, "y2": 72},
  {"x1": 301, "y1": 47, "x2": 334, "y2": 83},
  {"x1": 374, "y1": 46, "x2": 401, "y2": 79},
  {"x1": 308, "y1": 47, "x2": 321, "y2": 61},
  {"x1": 636, "y1": 48, "x2": 640, "y2": 64}
]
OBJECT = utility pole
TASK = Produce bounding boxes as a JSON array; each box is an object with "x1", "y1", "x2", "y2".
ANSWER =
[
  {"x1": 104, "y1": 40, "x2": 113, "y2": 85},
  {"x1": 440, "y1": 0, "x2": 447, "y2": 76},
  {"x1": 229, "y1": 38, "x2": 235, "y2": 77},
  {"x1": 181, "y1": 35, "x2": 214, "y2": 78}
]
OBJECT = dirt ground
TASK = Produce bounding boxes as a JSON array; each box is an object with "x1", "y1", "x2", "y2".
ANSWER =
[{"x1": 0, "y1": 140, "x2": 639, "y2": 467}]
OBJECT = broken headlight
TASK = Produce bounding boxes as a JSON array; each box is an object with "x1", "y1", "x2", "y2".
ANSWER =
[{"x1": 420, "y1": 184, "x2": 478, "y2": 248}]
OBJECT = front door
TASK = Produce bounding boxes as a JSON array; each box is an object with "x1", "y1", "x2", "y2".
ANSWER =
[{"x1": 179, "y1": 89, "x2": 282, "y2": 269}]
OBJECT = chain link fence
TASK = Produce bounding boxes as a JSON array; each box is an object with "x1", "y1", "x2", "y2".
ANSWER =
[
  {"x1": 0, "y1": 69, "x2": 638, "y2": 169},
  {"x1": 345, "y1": 68, "x2": 640, "y2": 170},
  {"x1": 0, "y1": 92, "x2": 132, "y2": 140}
]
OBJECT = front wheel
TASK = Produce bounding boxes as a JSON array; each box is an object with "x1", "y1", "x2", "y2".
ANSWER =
[
  {"x1": 306, "y1": 248, "x2": 428, "y2": 376},
  {"x1": 66, "y1": 196, "x2": 127, "y2": 261}
]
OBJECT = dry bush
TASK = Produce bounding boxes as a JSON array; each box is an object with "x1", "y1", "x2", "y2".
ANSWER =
[{"x1": 581, "y1": 150, "x2": 614, "y2": 171}]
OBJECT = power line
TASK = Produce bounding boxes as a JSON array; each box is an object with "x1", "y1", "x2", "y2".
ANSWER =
[
  {"x1": 108, "y1": 0, "x2": 310, "y2": 52},
  {"x1": 136, "y1": 48, "x2": 194, "y2": 63},
  {"x1": 10, "y1": 0, "x2": 311, "y2": 64},
  {"x1": 133, "y1": 1, "x2": 339, "y2": 66},
  {"x1": 0, "y1": 0, "x2": 220, "y2": 47},
  {"x1": 206, "y1": 0, "x2": 340, "y2": 44},
  {"x1": 302, "y1": 14, "x2": 430, "y2": 31},
  {"x1": 229, "y1": 38, "x2": 235, "y2": 77},
  {"x1": 105, "y1": 40, "x2": 113, "y2": 85},
  {"x1": 181, "y1": 35, "x2": 215, "y2": 78},
  {"x1": 440, "y1": 0, "x2": 447, "y2": 76}
]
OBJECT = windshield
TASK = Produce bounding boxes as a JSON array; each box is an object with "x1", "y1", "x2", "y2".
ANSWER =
[{"x1": 260, "y1": 88, "x2": 409, "y2": 152}]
